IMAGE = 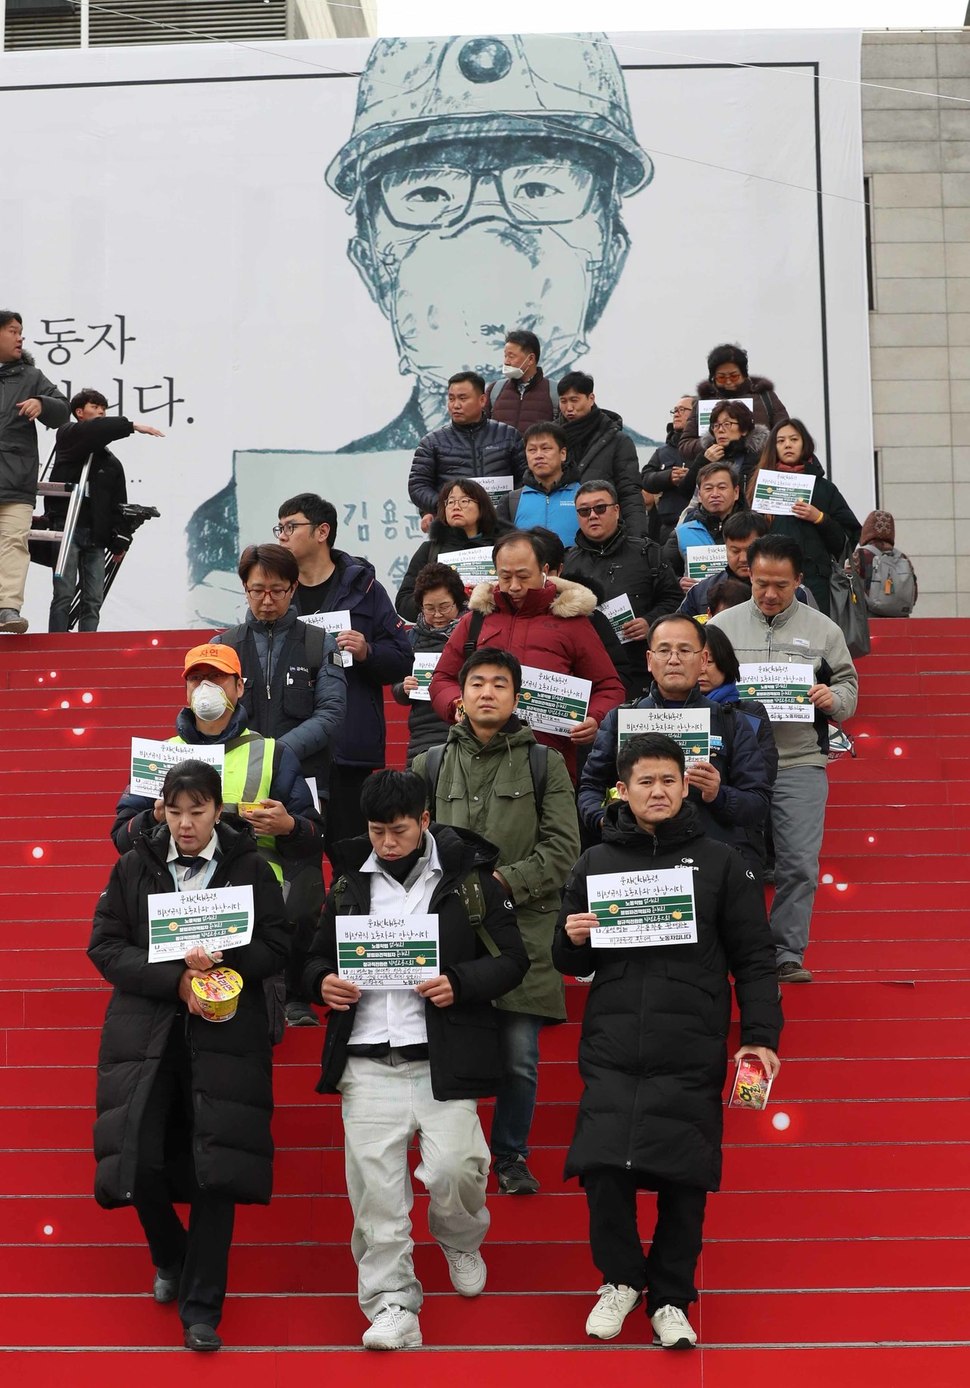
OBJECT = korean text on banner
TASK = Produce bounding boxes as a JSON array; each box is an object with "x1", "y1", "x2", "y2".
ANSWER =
[
  {"x1": 410, "y1": 652, "x2": 439, "y2": 701},
  {"x1": 752, "y1": 470, "x2": 815, "y2": 516},
  {"x1": 588, "y1": 867, "x2": 698, "y2": 948},
  {"x1": 437, "y1": 548, "x2": 498, "y2": 585},
  {"x1": 617, "y1": 707, "x2": 711, "y2": 766},
  {"x1": 686, "y1": 545, "x2": 727, "y2": 581},
  {"x1": 148, "y1": 885, "x2": 254, "y2": 962},
  {"x1": 131, "y1": 738, "x2": 225, "y2": 798},
  {"x1": 517, "y1": 665, "x2": 591, "y2": 736},
  {"x1": 598, "y1": 593, "x2": 637, "y2": 643},
  {"x1": 738, "y1": 662, "x2": 815, "y2": 721},
  {"x1": 336, "y1": 915, "x2": 440, "y2": 989}
]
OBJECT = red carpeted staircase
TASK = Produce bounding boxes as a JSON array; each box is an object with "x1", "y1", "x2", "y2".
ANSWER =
[{"x1": 1, "y1": 620, "x2": 969, "y2": 1386}]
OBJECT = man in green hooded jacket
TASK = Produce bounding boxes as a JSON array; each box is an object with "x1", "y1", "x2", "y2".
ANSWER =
[{"x1": 413, "y1": 646, "x2": 581, "y2": 1196}]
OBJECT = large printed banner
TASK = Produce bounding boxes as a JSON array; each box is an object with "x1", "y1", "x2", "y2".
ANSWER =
[{"x1": 2, "y1": 29, "x2": 870, "y2": 631}]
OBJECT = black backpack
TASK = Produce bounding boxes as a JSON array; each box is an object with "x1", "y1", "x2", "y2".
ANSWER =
[{"x1": 420, "y1": 739, "x2": 549, "y2": 816}]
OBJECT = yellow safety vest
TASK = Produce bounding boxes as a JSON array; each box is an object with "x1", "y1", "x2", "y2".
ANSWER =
[{"x1": 170, "y1": 732, "x2": 282, "y2": 881}]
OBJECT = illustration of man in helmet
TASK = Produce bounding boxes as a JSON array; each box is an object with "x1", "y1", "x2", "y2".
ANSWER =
[
  {"x1": 329, "y1": 32, "x2": 653, "y2": 450},
  {"x1": 186, "y1": 32, "x2": 653, "y2": 606}
]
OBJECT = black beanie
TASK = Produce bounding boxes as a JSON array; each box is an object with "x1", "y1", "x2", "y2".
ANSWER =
[{"x1": 707, "y1": 342, "x2": 749, "y2": 380}]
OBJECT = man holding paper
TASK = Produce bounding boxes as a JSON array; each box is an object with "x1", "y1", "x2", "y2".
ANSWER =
[
  {"x1": 112, "y1": 644, "x2": 322, "y2": 885},
  {"x1": 89, "y1": 759, "x2": 291, "y2": 1353},
  {"x1": 276, "y1": 491, "x2": 412, "y2": 848},
  {"x1": 303, "y1": 770, "x2": 528, "y2": 1351},
  {"x1": 562, "y1": 479, "x2": 680, "y2": 696},
  {"x1": 710, "y1": 534, "x2": 858, "y2": 983},
  {"x1": 579, "y1": 614, "x2": 770, "y2": 873},
  {"x1": 553, "y1": 732, "x2": 781, "y2": 1350},
  {"x1": 414, "y1": 648, "x2": 581, "y2": 1198}
]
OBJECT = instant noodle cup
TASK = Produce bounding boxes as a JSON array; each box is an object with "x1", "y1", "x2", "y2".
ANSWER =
[{"x1": 191, "y1": 967, "x2": 243, "y2": 1023}]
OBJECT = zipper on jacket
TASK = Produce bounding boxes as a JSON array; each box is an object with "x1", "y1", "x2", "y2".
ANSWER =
[
  {"x1": 265, "y1": 624, "x2": 274, "y2": 701},
  {"x1": 624, "y1": 833, "x2": 658, "y2": 1170}
]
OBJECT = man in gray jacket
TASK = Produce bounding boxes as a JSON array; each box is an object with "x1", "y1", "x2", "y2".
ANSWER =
[
  {"x1": 709, "y1": 534, "x2": 858, "y2": 984},
  {"x1": 0, "y1": 311, "x2": 69, "y2": 632}
]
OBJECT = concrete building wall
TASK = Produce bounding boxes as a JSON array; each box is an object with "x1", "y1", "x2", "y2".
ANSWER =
[{"x1": 863, "y1": 29, "x2": 970, "y2": 616}]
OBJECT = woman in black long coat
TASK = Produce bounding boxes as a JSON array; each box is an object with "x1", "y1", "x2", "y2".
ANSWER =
[
  {"x1": 88, "y1": 759, "x2": 291, "y2": 1352},
  {"x1": 746, "y1": 418, "x2": 861, "y2": 615}
]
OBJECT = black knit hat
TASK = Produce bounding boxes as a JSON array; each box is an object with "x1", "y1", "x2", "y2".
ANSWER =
[{"x1": 707, "y1": 342, "x2": 749, "y2": 380}]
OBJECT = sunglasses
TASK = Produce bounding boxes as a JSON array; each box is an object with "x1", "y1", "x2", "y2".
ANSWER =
[{"x1": 576, "y1": 502, "x2": 616, "y2": 518}]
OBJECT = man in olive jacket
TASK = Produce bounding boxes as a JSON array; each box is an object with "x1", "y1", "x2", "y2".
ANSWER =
[
  {"x1": 554, "y1": 732, "x2": 781, "y2": 1349},
  {"x1": 414, "y1": 646, "x2": 581, "y2": 1197}
]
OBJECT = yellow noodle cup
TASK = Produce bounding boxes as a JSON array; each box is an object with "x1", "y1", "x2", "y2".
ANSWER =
[{"x1": 191, "y1": 967, "x2": 243, "y2": 1023}]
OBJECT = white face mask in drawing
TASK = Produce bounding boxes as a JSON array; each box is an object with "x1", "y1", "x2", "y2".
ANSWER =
[{"x1": 349, "y1": 147, "x2": 624, "y2": 390}]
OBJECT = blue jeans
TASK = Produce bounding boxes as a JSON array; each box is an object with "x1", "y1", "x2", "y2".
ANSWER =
[
  {"x1": 490, "y1": 1010, "x2": 543, "y2": 1162},
  {"x1": 48, "y1": 527, "x2": 105, "y2": 632}
]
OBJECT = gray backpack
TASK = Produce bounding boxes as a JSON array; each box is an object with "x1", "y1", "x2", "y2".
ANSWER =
[{"x1": 862, "y1": 544, "x2": 917, "y2": 617}]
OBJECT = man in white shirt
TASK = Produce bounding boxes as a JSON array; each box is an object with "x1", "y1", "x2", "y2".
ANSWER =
[{"x1": 303, "y1": 770, "x2": 528, "y2": 1350}]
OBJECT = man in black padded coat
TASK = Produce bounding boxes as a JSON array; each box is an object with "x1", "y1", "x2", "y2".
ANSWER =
[{"x1": 553, "y1": 732, "x2": 781, "y2": 1351}]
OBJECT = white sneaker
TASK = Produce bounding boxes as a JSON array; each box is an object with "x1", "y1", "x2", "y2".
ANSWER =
[
  {"x1": 362, "y1": 1305, "x2": 422, "y2": 1350},
  {"x1": 585, "y1": 1283, "x2": 641, "y2": 1340},
  {"x1": 441, "y1": 1244, "x2": 487, "y2": 1297},
  {"x1": 650, "y1": 1304, "x2": 697, "y2": 1349}
]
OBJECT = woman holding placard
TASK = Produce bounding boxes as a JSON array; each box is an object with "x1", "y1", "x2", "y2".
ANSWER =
[
  {"x1": 87, "y1": 760, "x2": 290, "y2": 1353},
  {"x1": 701, "y1": 400, "x2": 768, "y2": 496},
  {"x1": 746, "y1": 419, "x2": 860, "y2": 615},
  {"x1": 392, "y1": 562, "x2": 469, "y2": 766},
  {"x1": 395, "y1": 479, "x2": 511, "y2": 622}
]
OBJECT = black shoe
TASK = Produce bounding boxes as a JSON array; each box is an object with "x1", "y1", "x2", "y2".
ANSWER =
[
  {"x1": 184, "y1": 1323, "x2": 222, "y2": 1352},
  {"x1": 778, "y1": 960, "x2": 813, "y2": 984},
  {"x1": 285, "y1": 998, "x2": 320, "y2": 1027},
  {"x1": 153, "y1": 1264, "x2": 182, "y2": 1303},
  {"x1": 493, "y1": 1155, "x2": 540, "y2": 1195}
]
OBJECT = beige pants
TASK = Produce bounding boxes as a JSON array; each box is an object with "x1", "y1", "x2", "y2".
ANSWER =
[
  {"x1": 339, "y1": 1052, "x2": 490, "y2": 1321},
  {"x1": 0, "y1": 502, "x2": 33, "y2": 611}
]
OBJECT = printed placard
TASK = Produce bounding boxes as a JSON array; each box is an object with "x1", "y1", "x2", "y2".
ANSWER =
[
  {"x1": 617, "y1": 707, "x2": 711, "y2": 767},
  {"x1": 148, "y1": 886, "x2": 254, "y2": 962},
  {"x1": 752, "y1": 470, "x2": 815, "y2": 516},
  {"x1": 686, "y1": 545, "x2": 728, "y2": 581},
  {"x1": 698, "y1": 396, "x2": 753, "y2": 435},
  {"x1": 517, "y1": 666, "x2": 591, "y2": 736},
  {"x1": 437, "y1": 547, "x2": 497, "y2": 585},
  {"x1": 336, "y1": 915, "x2": 440, "y2": 989},
  {"x1": 130, "y1": 738, "x2": 225, "y2": 798},
  {"x1": 598, "y1": 592, "x2": 637, "y2": 643},
  {"x1": 300, "y1": 609, "x2": 354, "y2": 664},
  {"x1": 410, "y1": 652, "x2": 440, "y2": 701},
  {"x1": 587, "y1": 867, "x2": 698, "y2": 948},
  {"x1": 738, "y1": 662, "x2": 815, "y2": 721},
  {"x1": 477, "y1": 475, "x2": 514, "y2": 501}
]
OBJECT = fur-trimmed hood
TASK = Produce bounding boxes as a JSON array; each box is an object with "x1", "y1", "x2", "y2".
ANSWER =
[
  {"x1": 468, "y1": 573, "x2": 598, "y2": 620},
  {"x1": 696, "y1": 374, "x2": 776, "y2": 400}
]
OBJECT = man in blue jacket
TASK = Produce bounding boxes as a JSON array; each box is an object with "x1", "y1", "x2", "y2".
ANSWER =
[
  {"x1": 496, "y1": 423, "x2": 580, "y2": 546},
  {"x1": 578, "y1": 613, "x2": 770, "y2": 874},
  {"x1": 408, "y1": 372, "x2": 526, "y2": 531},
  {"x1": 276, "y1": 492, "x2": 412, "y2": 854},
  {"x1": 663, "y1": 462, "x2": 740, "y2": 583}
]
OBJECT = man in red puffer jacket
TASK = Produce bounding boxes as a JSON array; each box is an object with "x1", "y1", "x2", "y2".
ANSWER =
[{"x1": 430, "y1": 530, "x2": 626, "y2": 783}]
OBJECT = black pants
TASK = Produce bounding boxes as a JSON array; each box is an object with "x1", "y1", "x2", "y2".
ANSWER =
[
  {"x1": 284, "y1": 857, "x2": 326, "y2": 1002},
  {"x1": 324, "y1": 764, "x2": 376, "y2": 858},
  {"x1": 584, "y1": 1166, "x2": 707, "y2": 1315},
  {"x1": 132, "y1": 1024, "x2": 235, "y2": 1329}
]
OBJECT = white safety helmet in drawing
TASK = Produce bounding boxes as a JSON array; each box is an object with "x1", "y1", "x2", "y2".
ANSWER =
[{"x1": 326, "y1": 33, "x2": 654, "y2": 201}]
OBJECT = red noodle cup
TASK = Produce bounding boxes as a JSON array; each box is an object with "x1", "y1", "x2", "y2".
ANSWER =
[{"x1": 191, "y1": 967, "x2": 243, "y2": 1023}]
